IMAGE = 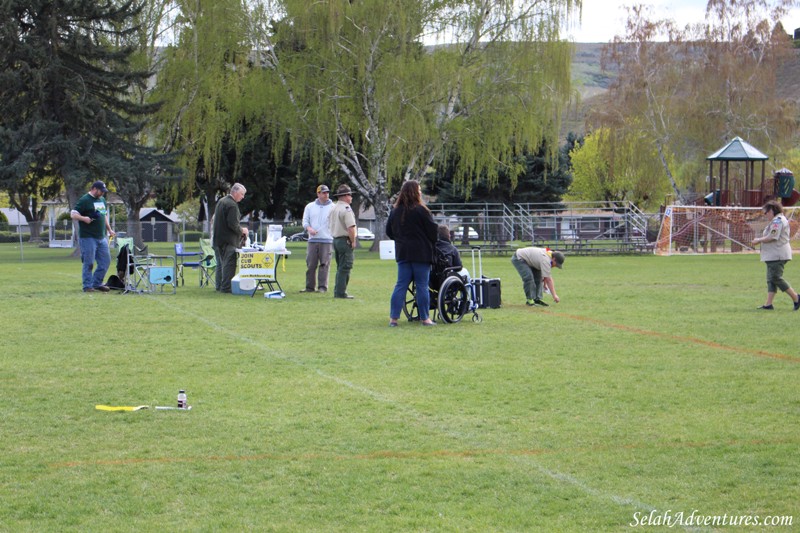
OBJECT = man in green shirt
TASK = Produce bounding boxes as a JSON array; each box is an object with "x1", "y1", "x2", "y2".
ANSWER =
[
  {"x1": 70, "y1": 181, "x2": 116, "y2": 293},
  {"x1": 212, "y1": 183, "x2": 248, "y2": 293}
]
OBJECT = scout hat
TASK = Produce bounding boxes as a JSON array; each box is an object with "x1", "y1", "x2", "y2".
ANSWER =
[{"x1": 334, "y1": 184, "x2": 354, "y2": 197}]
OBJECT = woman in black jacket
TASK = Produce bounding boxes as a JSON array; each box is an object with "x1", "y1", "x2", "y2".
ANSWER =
[{"x1": 386, "y1": 180, "x2": 439, "y2": 326}]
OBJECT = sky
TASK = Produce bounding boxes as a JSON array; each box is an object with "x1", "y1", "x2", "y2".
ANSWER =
[{"x1": 566, "y1": 0, "x2": 800, "y2": 42}]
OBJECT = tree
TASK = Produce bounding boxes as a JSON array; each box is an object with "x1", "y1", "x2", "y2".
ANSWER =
[
  {"x1": 151, "y1": 0, "x2": 255, "y2": 220},
  {"x1": 568, "y1": 127, "x2": 670, "y2": 208},
  {"x1": 689, "y1": 0, "x2": 797, "y2": 150},
  {"x1": 429, "y1": 135, "x2": 577, "y2": 205},
  {"x1": 114, "y1": 0, "x2": 184, "y2": 246},
  {"x1": 0, "y1": 0, "x2": 175, "y2": 249},
  {"x1": 246, "y1": 0, "x2": 579, "y2": 246},
  {"x1": 590, "y1": 0, "x2": 798, "y2": 205},
  {"x1": 591, "y1": 8, "x2": 688, "y2": 203}
]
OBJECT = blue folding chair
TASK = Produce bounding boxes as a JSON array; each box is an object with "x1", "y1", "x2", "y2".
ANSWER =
[{"x1": 175, "y1": 242, "x2": 202, "y2": 286}]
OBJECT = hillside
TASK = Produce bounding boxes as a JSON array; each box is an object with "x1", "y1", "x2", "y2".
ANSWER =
[
  {"x1": 564, "y1": 43, "x2": 800, "y2": 139},
  {"x1": 563, "y1": 43, "x2": 611, "y2": 138}
]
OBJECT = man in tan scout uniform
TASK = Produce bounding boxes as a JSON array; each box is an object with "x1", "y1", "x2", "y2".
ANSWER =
[{"x1": 328, "y1": 184, "x2": 358, "y2": 299}]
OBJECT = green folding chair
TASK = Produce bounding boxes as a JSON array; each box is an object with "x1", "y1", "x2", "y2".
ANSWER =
[
  {"x1": 115, "y1": 237, "x2": 151, "y2": 293},
  {"x1": 198, "y1": 239, "x2": 217, "y2": 289}
]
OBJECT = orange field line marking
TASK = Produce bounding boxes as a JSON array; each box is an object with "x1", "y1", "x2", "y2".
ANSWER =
[{"x1": 556, "y1": 311, "x2": 800, "y2": 363}]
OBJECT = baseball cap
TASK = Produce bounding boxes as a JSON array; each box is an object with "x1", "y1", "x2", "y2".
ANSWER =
[
  {"x1": 317, "y1": 185, "x2": 330, "y2": 194},
  {"x1": 552, "y1": 251, "x2": 565, "y2": 269},
  {"x1": 92, "y1": 181, "x2": 108, "y2": 193}
]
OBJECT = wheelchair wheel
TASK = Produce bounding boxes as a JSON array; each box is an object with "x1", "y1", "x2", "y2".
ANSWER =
[
  {"x1": 438, "y1": 276, "x2": 468, "y2": 323},
  {"x1": 402, "y1": 281, "x2": 420, "y2": 321}
]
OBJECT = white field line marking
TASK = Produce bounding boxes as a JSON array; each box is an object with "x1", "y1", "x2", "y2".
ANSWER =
[{"x1": 153, "y1": 298, "x2": 683, "y2": 528}]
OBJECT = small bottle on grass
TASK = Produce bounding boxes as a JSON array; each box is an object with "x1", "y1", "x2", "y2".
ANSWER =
[{"x1": 177, "y1": 389, "x2": 187, "y2": 409}]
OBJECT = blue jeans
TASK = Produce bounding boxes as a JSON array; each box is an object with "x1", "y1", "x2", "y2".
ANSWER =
[
  {"x1": 80, "y1": 237, "x2": 111, "y2": 290},
  {"x1": 390, "y1": 261, "x2": 432, "y2": 320}
]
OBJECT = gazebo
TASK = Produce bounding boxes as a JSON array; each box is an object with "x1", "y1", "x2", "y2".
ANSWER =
[{"x1": 705, "y1": 136, "x2": 768, "y2": 207}]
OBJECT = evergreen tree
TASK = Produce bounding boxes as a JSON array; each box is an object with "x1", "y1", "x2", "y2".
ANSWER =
[
  {"x1": 0, "y1": 0, "x2": 175, "y2": 246},
  {"x1": 429, "y1": 136, "x2": 577, "y2": 207}
]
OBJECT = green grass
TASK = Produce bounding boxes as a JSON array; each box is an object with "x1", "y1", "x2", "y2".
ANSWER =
[{"x1": 1, "y1": 242, "x2": 798, "y2": 532}]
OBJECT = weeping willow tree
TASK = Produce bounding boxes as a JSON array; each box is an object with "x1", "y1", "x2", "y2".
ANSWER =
[
  {"x1": 244, "y1": 0, "x2": 580, "y2": 242},
  {"x1": 152, "y1": 0, "x2": 253, "y2": 217},
  {"x1": 568, "y1": 126, "x2": 672, "y2": 209}
]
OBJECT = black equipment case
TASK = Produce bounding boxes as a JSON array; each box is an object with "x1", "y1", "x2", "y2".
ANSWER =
[{"x1": 471, "y1": 248, "x2": 501, "y2": 308}]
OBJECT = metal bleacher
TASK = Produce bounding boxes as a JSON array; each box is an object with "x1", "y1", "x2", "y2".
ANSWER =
[{"x1": 430, "y1": 201, "x2": 658, "y2": 256}]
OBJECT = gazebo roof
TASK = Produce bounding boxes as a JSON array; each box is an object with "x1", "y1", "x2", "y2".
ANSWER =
[{"x1": 707, "y1": 136, "x2": 769, "y2": 161}]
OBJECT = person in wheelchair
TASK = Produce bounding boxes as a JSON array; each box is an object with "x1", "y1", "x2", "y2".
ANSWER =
[
  {"x1": 405, "y1": 224, "x2": 480, "y2": 324},
  {"x1": 433, "y1": 225, "x2": 467, "y2": 287}
]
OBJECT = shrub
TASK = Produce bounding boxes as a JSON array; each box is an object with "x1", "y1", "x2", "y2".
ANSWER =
[
  {"x1": 0, "y1": 211, "x2": 8, "y2": 231},
  {"x1": 179, "y1": 230, "x2": 203, "y2": 243},
  {"x1": 282, "y1": 225, "x2": 303, "y2": 237},
  {"x1": 0, "y1": 231, "x2": 19, "y2": 242}
]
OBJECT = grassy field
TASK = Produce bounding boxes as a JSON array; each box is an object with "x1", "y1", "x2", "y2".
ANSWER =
[{"x1": 1, "y1": 242, "x2": 798, "y2": 532}]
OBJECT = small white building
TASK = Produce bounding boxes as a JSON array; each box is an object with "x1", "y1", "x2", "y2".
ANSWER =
[{"x1": 0, "y1": 208, "x2": 29, "y2": 229}]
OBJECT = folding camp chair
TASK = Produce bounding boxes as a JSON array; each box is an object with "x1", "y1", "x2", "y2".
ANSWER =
[
  {"x1": 175, "y1": 242, "x2": 202, "y2": 286},
  {"x1": 114, "y1": 237, "x2": 176, "y2": 294},
  {"x1": 145, "y1": 255, "x2": 177, "y2": 294},
  {"x1": 115, "y1": 237, "x2": 150, "y2": 293},
  {"x1": 198, "y1": 238, "x2": 217, "y2": 289}
]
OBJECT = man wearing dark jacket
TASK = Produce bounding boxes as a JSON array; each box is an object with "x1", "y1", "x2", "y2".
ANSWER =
[{"x1": 212, "y1": 183, "x2": 248, "y2": 293}]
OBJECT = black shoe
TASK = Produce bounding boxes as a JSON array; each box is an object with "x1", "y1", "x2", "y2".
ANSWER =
[
  {"x1": 757, "y1": 305, "x2": 774, "y2": 310},
  {"x1": 422, "y1": 321, "x2": 437, "y2": 326},
  {"x1": 83, "y1": 287, "x2": 96, "y2": 293},
  {"x1": 794, "y1": 298, "x2": 800, "y2": 311},
  {"x1": 334, "y1": 294, "x2": 354, "y2": 299},
  {"x1": 94, "y1": 285, "x2": 111, "y2": 292},
  {"x1": 533, "y1": 299, "x2": 549, "y2": 307}
]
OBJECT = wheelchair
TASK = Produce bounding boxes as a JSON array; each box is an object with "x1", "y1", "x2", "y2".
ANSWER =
[{"x1": 402, "y1": 265, "x2": 481, "y2": 324}]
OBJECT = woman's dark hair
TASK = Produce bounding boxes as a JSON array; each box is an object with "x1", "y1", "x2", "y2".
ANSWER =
[
  {"x1": 392, "y1": 180, "x2": 430, "y2": 221},
  {"x1": 763, "y1": 200, "x2": 783, "y2": 216}
]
